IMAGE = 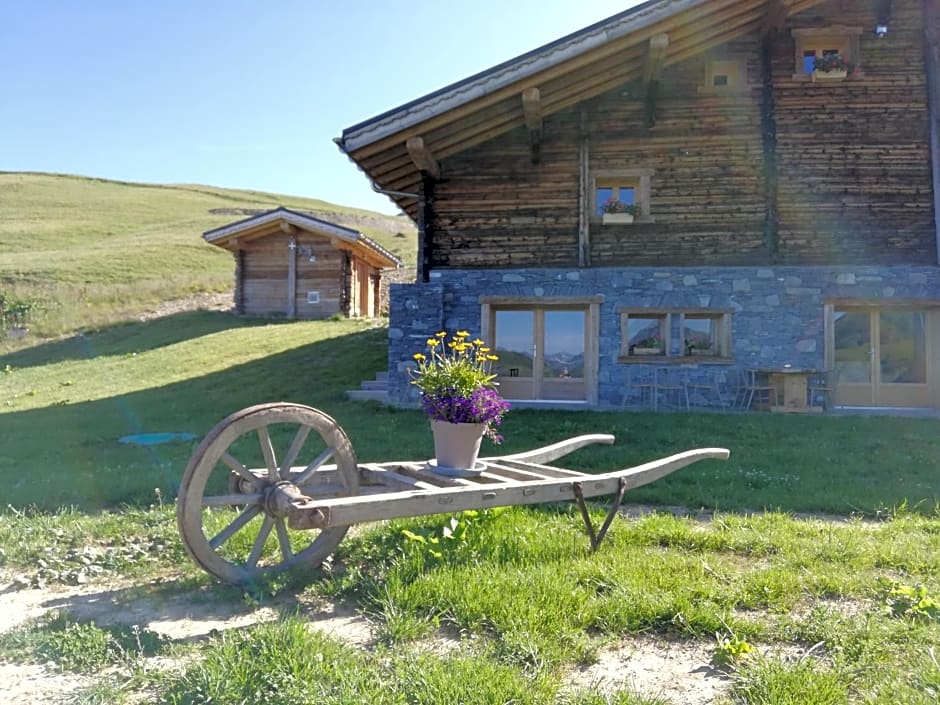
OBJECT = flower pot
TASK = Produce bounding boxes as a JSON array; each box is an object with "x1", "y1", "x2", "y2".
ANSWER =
[
  {"x1": 812, "y1": 68, "x2": 846, "y2": 82},
  {"x1": 431, "y1": 419, "x2": 485, "y2": 471},
  {"x1": 631, "y1": 346, "x2": 662, "y2": 356},
  {"x1": 602, "y1": 212, "x2": 635, "y2": 224}
]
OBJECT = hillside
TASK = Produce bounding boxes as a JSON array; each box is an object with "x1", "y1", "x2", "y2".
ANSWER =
[{"x1": 0, "y1": 172, "x2": 417, "y2": 336}]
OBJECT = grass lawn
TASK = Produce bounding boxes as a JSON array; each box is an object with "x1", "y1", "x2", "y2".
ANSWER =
[
  {"x1": 1, "y1": 315, "x2": 938, "y2": 704},
  {"x1": 0, "y1": 172, "x2": 416, "y2": 336}
]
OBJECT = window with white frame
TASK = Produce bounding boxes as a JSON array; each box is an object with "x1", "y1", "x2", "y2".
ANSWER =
[
  {"x1": 792, "y1": 26, "x2": 861, "y2": 78},
  {"x1": 592, "y1": 169, "x2": 652, "y2": 221}
]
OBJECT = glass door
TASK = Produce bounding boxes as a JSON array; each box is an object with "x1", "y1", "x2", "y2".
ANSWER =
[
  {"x1": 834, "y1": 308, "x2": 930, "y2": 407},
  {"x1": 492, "y1": 307, "x2": 587, "y2": 401}
]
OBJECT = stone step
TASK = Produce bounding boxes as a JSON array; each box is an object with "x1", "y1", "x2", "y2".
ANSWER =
[
  {"x1": 360, "y1": 379, "x2": 388, "y2": 391},
  {"x1": 374, "y1": 370, "x2": 388, "y2": 381},
  {"x1": 345, "y1": 389, "x2": 389, "y2": 403}
]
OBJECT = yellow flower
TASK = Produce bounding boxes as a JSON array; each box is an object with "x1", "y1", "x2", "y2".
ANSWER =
[
  {"x1": 473, "y1": 338, "x2": 485, "y2": 346},
  {"x1": 426, "y1": 338, "x2": 440, "y2": 347},
  {"x1": 448, "y1": 341, "x2": 457, "y2": 348},
  {"x1": 479, "y1": 347, "x2": 490, "y2": 353},
  {"x1": 456, "y1": 330, "x2": 470, "y2": 338},
  {"x1": 487, "y1": 354, "x2": 499, "y2": 361},
  {"x1": 413, "y1": 353, "x2": 426, "y2": 361},
  {"x1": 435, "y1": 331, "x2": 447, "y2": 338}
]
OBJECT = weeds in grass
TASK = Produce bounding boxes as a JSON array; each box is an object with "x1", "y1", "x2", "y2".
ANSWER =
[
  {"x1": 713, "y1": 627, "x2": 754, "y2": 665},
  {"x1": 0, "y1": 611, "x2": 169, "y2": 673},
  {"x1": 883, "y1": 581, "x2": 940, "y2": 623}
]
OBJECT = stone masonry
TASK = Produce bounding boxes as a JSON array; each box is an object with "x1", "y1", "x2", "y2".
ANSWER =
[{"x1": 388, "y1": 266, "x2": 940, "y2": 409}]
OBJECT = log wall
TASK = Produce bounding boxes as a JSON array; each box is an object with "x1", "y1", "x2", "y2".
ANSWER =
[
  {"x1": 429, "y1": 0, "x2": 936, "y2": 269},
  {"x1": 238, "y1": 232, "x2": 345, "y2": 318}
]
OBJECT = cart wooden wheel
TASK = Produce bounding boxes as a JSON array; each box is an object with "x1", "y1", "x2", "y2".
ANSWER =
[{"x1": 177, "y1": 403, "x2": 359, "y2": 585}]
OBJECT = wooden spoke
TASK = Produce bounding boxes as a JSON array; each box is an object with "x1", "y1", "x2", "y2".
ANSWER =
[
  {"x1": 209, "y1": 505, "x2": 261, "y2": 550},
  {"x1": 177, "y1": 403, "x2": 359, "y2": 585},
  {"x1": 275, "y1": 519, "x2": 293, "y2": 562},
  {"x1": 221, "y1": 452, "x2": 260, "y2": 486},
  {"x1": 257, "y1": 427, "x2": 280, "y2": 483},
  {"x1": 280, "y1": 425, "x2": 312, "y2": 476},
  {"x1": 202, "y1": 493, "x2": 263, "y2": 507},
  {"x1": 293, "y1": 445, "x2": 336, "y2": 485},
  {"x1": 247, "y1": 515, "x2": 275, "y2": 568}
]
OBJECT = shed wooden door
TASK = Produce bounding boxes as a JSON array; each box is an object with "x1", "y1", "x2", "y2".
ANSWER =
[
  {"x1": 833, "y1": 307, "x2": 931, "y2": 408},
  {"x1": 491, "y1": 307, "x2": 587, "y2": 402}
]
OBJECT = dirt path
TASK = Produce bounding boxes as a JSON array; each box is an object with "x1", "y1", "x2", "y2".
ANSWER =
[{"x1": 0, "y1": 570, "x2": 754, "y2": 704}]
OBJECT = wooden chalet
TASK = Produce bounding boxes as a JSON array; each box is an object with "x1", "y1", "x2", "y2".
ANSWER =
[
  {"x1": 204, "y1": 208, "x2": 401, "y2": 319},
  {"x1": 338, "y1": 0, "x2": 940, "y2": 411}
]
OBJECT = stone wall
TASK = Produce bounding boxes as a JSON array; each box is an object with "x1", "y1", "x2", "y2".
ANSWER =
[{"x1": 388, "y1": 265, "x2": 940, "y2": 408}]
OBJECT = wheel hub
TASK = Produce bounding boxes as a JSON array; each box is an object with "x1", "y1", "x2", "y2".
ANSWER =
[{"x1": 263, "y1": 481, "x2": 308, "y2": 518}]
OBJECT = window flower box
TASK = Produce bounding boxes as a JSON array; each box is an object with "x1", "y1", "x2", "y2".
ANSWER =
[
  {"x1": 631, "y1": 346, "x2": 662, "y2": 356},
  {"x1": 811, "y1": 54, "x2": 851, "y2": 83},
  {"x1": 602, "y1": 212, "x2": 635, "y2": 224},
  {"x1": 601, "y1": 197, "x2": 638, "y2": 224},
  {"x1": 812, "y1": 68, "x2": 847, "y2": 82}
]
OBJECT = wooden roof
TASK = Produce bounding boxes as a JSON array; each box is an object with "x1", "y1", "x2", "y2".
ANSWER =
[
  {"x1": 203, "y1": 207, "x2": 402, "y2": 269},
  {"x1": 337, "y1": 0, "x2": 828, "y2": 219}
]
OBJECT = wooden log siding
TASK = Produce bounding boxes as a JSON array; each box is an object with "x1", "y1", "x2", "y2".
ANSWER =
[
  {"x1": 431, "y1": 132, "x2": 582, "y2": 268},
  {"x1": 773, "y1": 0, "x2": 935, "y2": 264},
  {"x1": 422, "y1": 0, "x2": 936, "y2": 270},
  {"x1": 240, "y1": 233, "x2": 344, "y2": 318}
]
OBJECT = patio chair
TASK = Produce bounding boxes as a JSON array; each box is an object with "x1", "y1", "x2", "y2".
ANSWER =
[
  {"x1": 686, "y1": 367, "x2": 727, "y2": 410},
  {"x1": 654, "y1": 366, "x2": 690, "y2": 411},
  {"x1": 807, "y1": 368, "x2": 837, "y2": 411},
  {"x1": 622, "y1": 366, "x2": 657, "y2": 409},
  {"x1": 739, "y1": 368, "x2": 779, "y2": 411}
]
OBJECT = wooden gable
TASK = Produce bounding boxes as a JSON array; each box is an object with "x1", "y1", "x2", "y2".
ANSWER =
[{"x1": 338, "y1": 0, "x2": 832, "y2": 219}]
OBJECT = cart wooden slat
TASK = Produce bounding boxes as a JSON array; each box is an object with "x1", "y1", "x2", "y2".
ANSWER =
[{"x1": 176, "y1": 403, "x2": 730, "y2": 585}]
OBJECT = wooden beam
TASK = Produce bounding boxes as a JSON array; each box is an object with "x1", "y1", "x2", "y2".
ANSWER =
[
  {"x1": 280, "y1": 222, "x2": 296, "y2": 235},
  {"x1": 923, "y1": 0, "x2": 940, "y2": 263},
  {"x1": 286, "y1": 236, "x2": 297, "y2": 319},
  {"x1": 642, "y1": 33, "x2": 669, "y2": 85},
  {"x1": 521, "y1": 86, "x2": 543, "y2": 164},
  {"x1": 643, "y1": 34, "x2": 668, "y2": 128},
  {"x1": 759, "y1": 35, "x2": 779, "y2": 261},
  {"x1": 762, "y1": 0, "x2": 788, "y2": 36},
  {"x1": 406, "y1": 136, "x2": 441, "y2": 179}
]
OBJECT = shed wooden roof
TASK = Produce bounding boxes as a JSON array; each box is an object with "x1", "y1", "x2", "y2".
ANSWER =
[
  {"x1": 337, "y1": 0, "x2": 829, "y2": 219},
  {"x1": 203, "y1": 207, "x2": 402, "y2": 269}
]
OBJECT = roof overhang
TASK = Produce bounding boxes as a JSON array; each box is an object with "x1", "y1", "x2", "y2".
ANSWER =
[
  {"x1": 337, "y1": 0, "x2": 828, "y2": 219},
  {"x1": 203, "y1": 207, "x2": 401, "y2": 270}
]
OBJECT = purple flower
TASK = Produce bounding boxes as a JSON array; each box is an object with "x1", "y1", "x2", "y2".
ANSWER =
[{"x1": 420, "y1": 387, "x2": 510, "y2": 443}]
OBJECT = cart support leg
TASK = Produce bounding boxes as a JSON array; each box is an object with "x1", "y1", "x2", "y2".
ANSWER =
[{"x1": 572, "y1": 477, "x2": 628, "y2": 551}]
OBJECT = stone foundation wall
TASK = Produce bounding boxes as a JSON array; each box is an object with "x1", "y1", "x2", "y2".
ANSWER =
[{"x1": 388, "y1": 266, "x2": 940, "y2": 408}]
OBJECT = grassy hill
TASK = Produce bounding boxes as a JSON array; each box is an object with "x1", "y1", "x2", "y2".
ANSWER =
[{"x1": 0, "y1": 172, "x2": 417, "y2": 336}]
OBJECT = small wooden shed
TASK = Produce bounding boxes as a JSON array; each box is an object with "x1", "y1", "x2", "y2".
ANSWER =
[{"x1": 204, "y1": 207, "x2": 401, "y2": 319}]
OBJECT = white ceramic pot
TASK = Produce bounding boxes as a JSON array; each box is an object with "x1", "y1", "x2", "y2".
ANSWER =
[{"x1": 431, "y1": 419, "x2": 485, "y2": 470}]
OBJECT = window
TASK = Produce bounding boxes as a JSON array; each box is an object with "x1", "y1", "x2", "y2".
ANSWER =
[
  {"x1": 306, "y1": 291, "x2": 320, "y2": 304},
  {"x1": 703, "y1": 58, "x2": 746, "y2": 92},
  {"x1": 681, "y1": 312, "x2": 731, "y2": 358},
  {"x1": 792, "y1": 26, "x2": 861, "y2": 79},
  {"x1": 595, "y1": 178, "x2": 637, "y2": 216},
  {"x1": 618, "y1": 308, "x2": 733, "y2": 361},
  {"x1": 591, "y1": 169, "x2": 653, "y2": 221},
  {"x1": 620, "y1": 312, "x2": 669, "y2": 357}
]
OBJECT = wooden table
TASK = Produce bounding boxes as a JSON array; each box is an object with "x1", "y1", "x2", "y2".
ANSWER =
[{"x1": 761, "y1": 368, "x2": 822, "y2": 413}]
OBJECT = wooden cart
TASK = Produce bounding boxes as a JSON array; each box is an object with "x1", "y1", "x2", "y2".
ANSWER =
[{"x1": 177, "y1": 403, "x2": 730, "y2": 584}]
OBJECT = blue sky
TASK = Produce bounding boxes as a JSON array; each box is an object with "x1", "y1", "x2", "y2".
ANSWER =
[{"x1": 1, "y1": 1, "x2": 641, "y2": 214}]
